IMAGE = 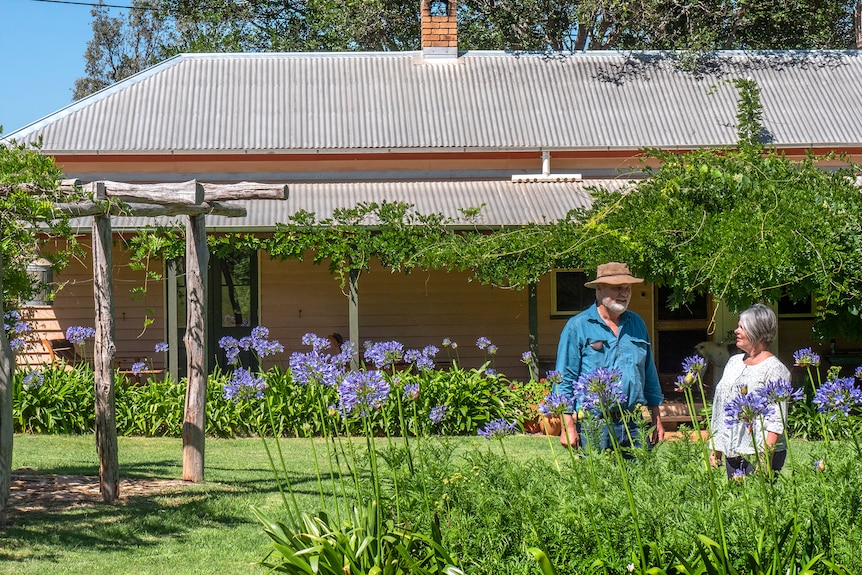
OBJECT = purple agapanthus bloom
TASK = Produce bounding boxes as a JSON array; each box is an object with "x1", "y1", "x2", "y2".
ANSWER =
[
  {"x1": 337, "y1": 370, "x2": 390, "y2": 417},
  {"x1": 487, "y1": 344, "x2": 498, "y2": 355},
  {"x1": 4, "y1": 311, "x2": 31, "y2": 337},
  {"x1": 478, "y1": 418, "x2": 516, "y2": 439},
  {"x1": 403, "y1": 383, "x2": 420, "y2": 401},
  {"x1": 223, "y1": 367, "x2": 266, "y2": 402},
  {"x1": 22, "y1": 369, "x2": 44, "y2": 390},
  {"x1": 522, "y1": 351, "x2": 535, "y2": 365},
  {"x1": 812, "y1": 377, "x2": 862, "y2": 417},
  {"x1": 155, "y1": 341, "x2": 169, "y2": 353},
  {"x1": 9, "y1": 338, "x2": 25, "y2": 352},
  {"x1": 131, "y1": 361, "x2": 148, "y2": 376},
  {"x1": 545, "y1": 370, "x2": 562, "y2": 385},
  {"x1": 404, "y1": 348, "x2": 436, "y2": 371},
  {"x1": 289, "y1": 350, "x2": 344, "y2": 387},
  {"x1": 793, "y1": 347, "x2": 821, "y2": 368},
  {"x1": 303, "y1": 333, "x2": 333, "y2": 353},
  {"x1": 219, "y1": 336, "x2": 242, "y2": 365},
  {"x1": 573, "y1": 367, "x2": 625, "y2": 412},
  {"x1": 724, "y1": 392, "x2": 774, "y2": 426},
  {"x1": 429, "y1": 405, "x2": 448, "y2": 424},
  {"x1": 65, "y1": 326, "x2": 96, "y2": 345},
  {"x1": 476, "y1": 337, "x2": 492, "y2": 350},
  {"x1": 681, "y1": 355, "x2": 707, "y2": 378},
  {"x1": 336, "y1": 340, "x2": 358, "y2": 365},
  {"x1": 484, "y1": 367, "x2": 497, "y2": 377},
  {"x1": 364, "y1": 340, "x2": 404, "y2": 369},
  {"x1": 538, "y1": 391, "x2": 573, "y2": 416},
  {"x1": 855, "y1": 366, "x2": 862, "y2": 380},
  {"x1": 756, "y1": 377, "x2": 804, "y2": 403}
]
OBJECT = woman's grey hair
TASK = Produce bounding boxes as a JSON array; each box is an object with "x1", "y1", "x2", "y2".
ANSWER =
[{"x1": 738, "y1": 303, "x2": 777, "y2": 348}]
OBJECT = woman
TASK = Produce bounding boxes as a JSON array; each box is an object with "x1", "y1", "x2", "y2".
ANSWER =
[{"x1": 710, "y1": 303, "x2": 791, "y2": 478}]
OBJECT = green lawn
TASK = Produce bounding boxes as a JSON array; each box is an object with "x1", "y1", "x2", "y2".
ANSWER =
[{"x1": 2, "y1": 433, "x2": 551, "y2": 575}]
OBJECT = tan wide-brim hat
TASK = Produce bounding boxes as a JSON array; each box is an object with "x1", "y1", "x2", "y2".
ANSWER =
[{"x1": 584, "y1": 262, "x2": 644, "y2": 288}]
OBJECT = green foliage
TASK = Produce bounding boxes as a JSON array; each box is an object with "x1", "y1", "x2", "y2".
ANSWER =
[
  {"x1": 0, "y1": 138, "x2": 79, "y2": 305},
  {"x1": 255, "y1": 502, "x2": 465, "y2": 575},
  {"x1": 11, "y1": 363, "x2": 521, "y2": 438},
  {"x1": 13, "y1": 365, "x2": 96, "y2": 434}
]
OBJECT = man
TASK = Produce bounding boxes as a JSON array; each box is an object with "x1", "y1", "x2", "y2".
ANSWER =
[{"x1": 554, "y1": 262, "x2": 664, "y2": 450}]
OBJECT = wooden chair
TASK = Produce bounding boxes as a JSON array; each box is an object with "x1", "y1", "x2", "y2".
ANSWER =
[{"x1": 41, "y1": 338, "x2": 83, "y2": 365}]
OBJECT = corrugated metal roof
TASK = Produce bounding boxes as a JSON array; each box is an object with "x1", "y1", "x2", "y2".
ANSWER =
[
  {"x1": 8, "y1": 50, "x2": 862, "y2": 153},
  {"x1": 72, "y1": 179, "x2": 624, "y2": 231}
]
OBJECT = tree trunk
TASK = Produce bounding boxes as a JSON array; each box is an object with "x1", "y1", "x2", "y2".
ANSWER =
[
  {"x1": 183, "y1": 214, "x2": 208, "y2": 483},
  {"x1": 0, "y1": 254, "x2": 14, "y2": 528},
  {"x1": 93, "y1": 214, "x2": 119, "y2": 503}
]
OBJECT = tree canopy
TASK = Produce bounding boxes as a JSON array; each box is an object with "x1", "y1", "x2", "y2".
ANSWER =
[{"x1": 73, "y1": 0, "x2": 861, "y2": 99}]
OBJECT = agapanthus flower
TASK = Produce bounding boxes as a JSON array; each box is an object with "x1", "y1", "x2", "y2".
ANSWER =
[
  {"x1": 681, "y1": 355, "x2": 707, "y2": 379},
  {"x1": 724, "y1": 392, "x2": 774, "y2": 426},
  {"x1": 336, "y1": 340, "x2": 358, "y2": 365},
  {"x1": 65, "y1": 326, "x2": 96, "y2": 345},
  {"x1": 155, "y1": 341, "x2": 169, "y2": 353},
  {"x1": 731, "y1": 468, "x2": 747, "y2": 483},
  {"x1": 429, "y1": 405, "x2": 448, "y2": 424},
  {"x1": 478, "y1": 418, "x2": 516, "y2": 439},
  {"x1": 4, "y1": 311, "x2": 31, "y2": 338},
  {"x1": 487, "y1": 344, "x2": 498, "y2": 355},
  {"x1": 476, "y1": 337, "x2": 492, "y2": 350},
  {"x1": 219, "y1": 336, "x2": 242, "y2": 365},
  {"x1": 812, "y1": 377, "x2": 862, "y2": 417},
  {"x1": 673, "y1": 374, "x2": 692, "y2": 393},
  {"x1": 814, "y1": 459, "x2": 826, "y2": 472},
  {"x1": 131, "y1": 361, "x2": 148, "y2": 376},
  {"x1": 303, "y1": 333, "x2": 333, "y2": 353},
  {"x1": 242, "y1": 329, "x2": 285, "y2": 358},
  {"x1": 364, "y1": 340, "x2": 404, "y2": 369},
  {"x1": 545, "y1": 370, "x2": 562, "y2": 385},
  {"x1": 522, "y1": 351, "x2": 535, "y2": 365},
  {"x1": 756, "y1": 377, "x2": 804, "y2": 403},
  {"x1": 289, "y1": 350, "x2": 344, "y2": 387},
  {"x1": 337, "y1": 370, "x2": 390, "y2": 417},
  {"x1": 22, "y1": 369, "x2": 44, "y2": 390},
  {"x1": 484, "y1": 367, "x2": 497, "y2": 377},
  {"x1": 402, "y1": 383, "x2": 420, "y2": 401},
  {"x1": 223, "y1": 367, "x2": 266, "y2": 402},
  {"x1": 404, "y1": 348, "x2": 436, "y2": 371},
  {"x1": 573, "y1": 367, "x2": 625, "y2": 412},
  {"x1": 9, "y1": 338, "x2": 25, "y2": 352},
  {"x1": 793, "y1": 347, "x2": 821, "y2": 367},
  {"x1": 538, "y1": 391, "x2": 573, "y2": 416},
  {"x1": 855, "y1": 365, "x2": 862, "y2": 380}
]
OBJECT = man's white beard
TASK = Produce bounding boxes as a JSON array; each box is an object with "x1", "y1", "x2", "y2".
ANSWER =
[{"x1": 604, "y1": 298, "x2": 628, "y2": 315}]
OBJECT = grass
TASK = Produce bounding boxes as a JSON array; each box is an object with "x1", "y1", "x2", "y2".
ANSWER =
[{"x1": 1, "y1": 433, "x2": 551, "y2": 575}]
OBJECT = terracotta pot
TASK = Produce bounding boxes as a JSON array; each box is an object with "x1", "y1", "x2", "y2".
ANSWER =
[
  {"x1": 523, "y1": 418, "x2": 542, "y2": 434},
  {"x1": 539, "y1": 415, "x2": 562, "y2": 436}
]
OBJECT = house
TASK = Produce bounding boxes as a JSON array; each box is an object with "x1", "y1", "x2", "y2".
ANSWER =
[{"x1": 7, "y1": 0, "x2": 862, "y2": 388}]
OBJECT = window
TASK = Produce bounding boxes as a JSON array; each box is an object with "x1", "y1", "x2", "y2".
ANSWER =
[
  {"x1": 551, "y1": 270, "x2": 594, "y2": 316},
  {"x1": 24, "y1": 260, "x2": 53, "y2": 306}
]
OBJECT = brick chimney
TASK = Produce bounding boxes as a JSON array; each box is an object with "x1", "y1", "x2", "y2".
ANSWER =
[{"x1": 421, "y1": 0, "x2": 458, "y2": 59}]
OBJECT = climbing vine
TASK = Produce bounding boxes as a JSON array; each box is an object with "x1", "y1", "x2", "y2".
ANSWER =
[{"x1": 124, "y1": 79, "x2": 862, "y2": 340}]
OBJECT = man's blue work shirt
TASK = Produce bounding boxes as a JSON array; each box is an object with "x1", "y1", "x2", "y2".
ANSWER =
[{"x1": 553, "y1": 303, "x2": 663, "y2": 413}]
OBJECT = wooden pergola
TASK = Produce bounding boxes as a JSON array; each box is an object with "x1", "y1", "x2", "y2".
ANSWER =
[{"x1": 0, "y1": 179, "x2": 287, "y2": 520}]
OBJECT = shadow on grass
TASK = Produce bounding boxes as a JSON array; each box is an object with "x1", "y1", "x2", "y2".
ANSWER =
[{"x1": 1, "y1": 464, "x2": 332, "y2": 566}]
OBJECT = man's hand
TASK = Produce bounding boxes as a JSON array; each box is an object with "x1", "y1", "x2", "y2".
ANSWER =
[
  {"x1": 560, "y1": 413, "x2": 580, "y2": 448},
  {"x1": 650, "y1": 412, "x2": 665, "y2": 444},
  {"x1": 709, "y1": 451, "x2": 721, "y2": 468}
]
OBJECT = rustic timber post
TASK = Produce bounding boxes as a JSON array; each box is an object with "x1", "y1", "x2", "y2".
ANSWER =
[
  {"x1": 92, "y1": 182, "x2": 120, "y2": 502},
  {"x1": 528, "y1": 282, "x2": 539, "y2": 361},
  {"x1": 183, "y1": 212, "x2": 209, "y2": 482},
  {"x1": 348, "y1": 268, "x2": 360, "y2": 370},
  {"x1": 0, "y1": 254, "x2": 14, "y2": 528}
]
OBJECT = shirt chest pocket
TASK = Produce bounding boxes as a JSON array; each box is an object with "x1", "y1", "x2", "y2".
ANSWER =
[{"x1": 620, "y1": 336, "x2": 649, "y2": 367}]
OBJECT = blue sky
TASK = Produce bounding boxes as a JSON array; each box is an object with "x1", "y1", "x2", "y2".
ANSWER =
[{"x1": 0, "y1": 0, "x2": 115, "y2": 135}]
